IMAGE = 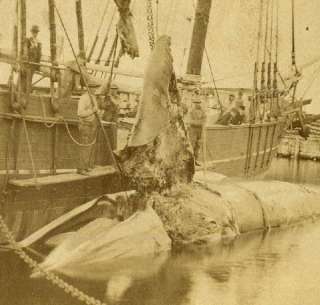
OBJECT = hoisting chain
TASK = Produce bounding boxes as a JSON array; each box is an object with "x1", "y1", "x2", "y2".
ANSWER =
[
  {"x1": 146, "y1": 0, "x2": 155, "y2": 49},
  {"x1": 0, "y1": 214, "x2": 107, "y2": 305}
]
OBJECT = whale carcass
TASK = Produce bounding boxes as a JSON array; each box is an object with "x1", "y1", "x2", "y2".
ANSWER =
[{"x1": 36, "y1": 35, "x2": 320, "y2": 278}]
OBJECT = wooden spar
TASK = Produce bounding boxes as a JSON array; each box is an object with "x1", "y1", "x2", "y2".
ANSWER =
[
  {"x1": 48, "y1": 0, "x2": 60, "y2": 110},
  {"x1": 291, "y1": 0, "x2": 296, "y2": 67},
  {"x1": 48, "y1": 0, "x2": 59, "y2": 172},
  {"x1": 186, "y1": 0, "x2": 212, "y2": 76},
  {"x1": 19, "y1": 0, "x2": 27, "y2": 94},
  {"x1": 12, "y1": 0, "x2": 19, "y2": 60},
  {"x1": 20, "y1": 0, "x2": 27, "y2": 54},
  {"x1": 75, "y1": 0, "x2": 85, "y2": 58},
  {"x1": 48, "y1": 0, "x2": 57, "y2": 64}
]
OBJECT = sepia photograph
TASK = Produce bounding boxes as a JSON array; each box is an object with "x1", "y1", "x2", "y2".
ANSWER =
[{"x1": 1, "y1": 0, "x2": 320, "y2": 304}]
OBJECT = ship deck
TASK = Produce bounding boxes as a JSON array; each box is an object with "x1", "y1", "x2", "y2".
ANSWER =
[{"x1": 8, "y1": 165, "x2": 117, "y2": 188}]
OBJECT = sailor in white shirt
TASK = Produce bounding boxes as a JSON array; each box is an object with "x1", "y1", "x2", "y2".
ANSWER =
[{"x1": 77, "y1": 92, "x2": 99, "y2": 175}]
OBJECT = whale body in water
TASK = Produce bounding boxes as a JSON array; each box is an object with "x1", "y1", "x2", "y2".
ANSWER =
[{"x1": 35, "y1": 36, "x2": 320, "y2": 280}]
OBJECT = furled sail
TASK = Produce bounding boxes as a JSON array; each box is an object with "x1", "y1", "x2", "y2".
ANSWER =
[{"x1": 114, "y1": 0, "x2": 139, "y2": 59}]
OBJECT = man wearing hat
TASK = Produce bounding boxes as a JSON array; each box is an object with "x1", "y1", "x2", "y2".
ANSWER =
[
  {"x1": 26, "y1": 25, "x2": 42, "y2": 68},
  {"x1": 188, "y1": 92, "x2": 206, "y2": 164},
  {"x1": 20, "y1": 25, "x2": 42, "y2": 95},
  {"x1": 100, "y1": 83, "x2": 119, "y2": 123}
]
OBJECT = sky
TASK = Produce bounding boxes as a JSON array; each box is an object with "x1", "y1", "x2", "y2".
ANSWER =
[{"x1": 0, "y1": 0, "x2": 320, "y2": 112}]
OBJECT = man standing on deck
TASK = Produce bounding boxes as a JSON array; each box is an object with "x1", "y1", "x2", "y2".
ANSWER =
[
  {"x1": 188, "y1": 93, "x2": 206, "y2": 165},
  {"x1": 101, "y1": 84, "x2": 120, "y2": 123},
  {"x1": 20, "y1": 25, "x2": 42, "y2": 97},
  {"x1": 26, "y1": 25, "x2": 42, "y2": 72},
  {"x1": 77, "y1": 92, "x2": 99, "y2": 175}
]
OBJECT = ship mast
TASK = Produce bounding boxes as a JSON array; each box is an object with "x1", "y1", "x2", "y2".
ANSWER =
[
  {"x1": 75, "y1": 0, "x2": 86, "y2": 59},
  {"x1": 186, "y1": 0, "x2": 212, "y2": 76}
]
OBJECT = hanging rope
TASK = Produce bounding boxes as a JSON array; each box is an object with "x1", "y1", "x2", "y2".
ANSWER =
[
  {"x1": 21, "y1": 117, "x2": 39, "y2": 188},
  {"x1": 64, "y1": 120, "x2": 98, "y2": 147}
]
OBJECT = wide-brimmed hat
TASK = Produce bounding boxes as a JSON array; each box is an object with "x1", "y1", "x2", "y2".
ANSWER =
[{"x1": 31, "y1": 25, "x2": 40, "y2": 33}]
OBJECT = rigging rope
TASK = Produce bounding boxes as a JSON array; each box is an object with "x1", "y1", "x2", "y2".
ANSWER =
[
  {"x1": 269, "y1": 0, "x2": 274, "y2": 65},
  {"x1": 204, "y1": 49, "x2": 222, "y2": 113},
  {"x1": 88, "y1": 0, "x2": 112, "y2": 62},
  {"x1": 300, "y1": 64, "x2": 320, "y2": 99},
  {"x1": 94, "y1": 8, "x2": 117, "y2": 65},
  {"x1": 252, "y1": 0, "x2": 265, "y2": 122},
  {"x1": 275, "y1": 0, "x2": 279, "y2": 64},
  {"x1": 263, "y1": 0, "x2": 270, "y2": 63},
  {"x1": 256, "y1": 0, "x2": 264, "y2": 66}
]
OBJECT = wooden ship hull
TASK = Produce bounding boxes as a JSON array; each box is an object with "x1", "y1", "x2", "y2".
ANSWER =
[
  {"x1": 0, "y1": 85, "x2": 120, "y2": 244},
  {"x1": 118, "y1": 116, "x2": 286, "y2": 177},
  {"x1": 200, "y1": 120, "x2": 286, "y2": 177},
  {"x1": 278, "y1": 120, "x2": 320, "y2": 160}
]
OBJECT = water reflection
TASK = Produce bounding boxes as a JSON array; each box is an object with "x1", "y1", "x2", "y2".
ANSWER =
[
  {"x1": 265, "y1": 158, "x2": 320, "y2": 184},
  {"x1": 3, "y1": 222, "x2": 320, "y2": 305}
]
